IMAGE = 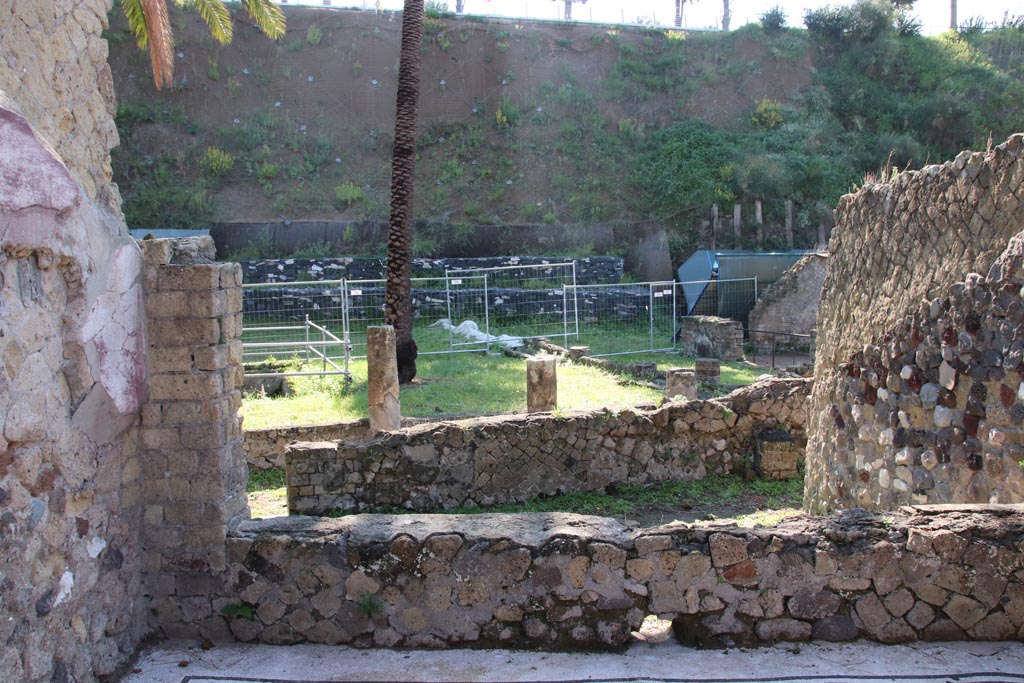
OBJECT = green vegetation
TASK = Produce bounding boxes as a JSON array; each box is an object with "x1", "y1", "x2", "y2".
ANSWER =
[
  {"x1": 249, "y1": 469, "x2": 803, "y2": 525},
  {"x1": 201, "y1": 147, "x2": 234, "y2": 178},
  {"x1": 110, "y1": 3, "x2": 1024, "y2": 265},
  {"x1": 449, "y1": 475, "x2": 803, "y2": 522},
  {"x1": 240, "y1": 352, "x2": 666, "y2": 429}
]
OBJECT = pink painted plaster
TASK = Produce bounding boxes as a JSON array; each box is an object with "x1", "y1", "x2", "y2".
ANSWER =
[
  {"x1": 0, "y1": 107, "x2": 78, "y2": 214},
  {"x1": 83, "y1": 245, "x2": 146, "y2": 415}
]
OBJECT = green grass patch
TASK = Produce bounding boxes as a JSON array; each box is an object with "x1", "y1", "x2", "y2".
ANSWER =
[
  {"x1": 247, "y1": 467, "x2": 285, "y2": 492},
  {"x1": 598, "y1": 352, "x2": 768, "y2": 387},
  {"x1": 241, "y1": 352, "x2": 666, "y2": 430},
  {"x1": 311, "y1": 474, "x2": 805, "y2": 525}
]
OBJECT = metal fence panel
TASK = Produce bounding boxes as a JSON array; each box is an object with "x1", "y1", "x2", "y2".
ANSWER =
[
  {"x1": 346, "y1": 276, "x2": 478, "y2": 359},
  {"x1": 240, "y1": 274, "x2": 765, "y2": 376},
  {"x1": 572, "y1": 281, "x2": 676, "y2": 356},
  {"x1": 241, "y1": 280, "x2": 349, "y2": 374},
  {"x1": 447, "y1": 262, "x2": 578, "y2": 347},
  {"x1": 677, "y1": 277, "x2": 758, "y2": 323}
]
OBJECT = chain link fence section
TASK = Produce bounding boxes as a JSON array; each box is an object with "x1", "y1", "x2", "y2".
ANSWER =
[
  {"x1": 241, "y1": 280, "x2": 350, "y2": 376},
  {"x1": 446, "y1": 262, "x2": 578, "y2": 347}
]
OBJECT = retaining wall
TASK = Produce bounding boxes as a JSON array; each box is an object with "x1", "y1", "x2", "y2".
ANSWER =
[
  {"x1": 285, "y1": 378, "x2": 810, "y2": 515},
  {"x1": 173, "y1": 505, "x2": 1024, "y2": 648},
  {"x1": 807, "y1": 136, "x2": 1024, "y2": 513}
]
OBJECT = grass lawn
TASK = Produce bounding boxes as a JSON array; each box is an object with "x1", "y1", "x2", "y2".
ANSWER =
[
  {"x1": 597, "y1": 352, "x2": 771, "y2": 386},
  {"x1": 241, "y1": 351, "x2": 671, "y2": 429},
  {"x1": 240, "y1": 349, "x2": 771, "y2": 430},
  {"x1": 247, "y1": 469, "x2": 804, "y2": 526}
]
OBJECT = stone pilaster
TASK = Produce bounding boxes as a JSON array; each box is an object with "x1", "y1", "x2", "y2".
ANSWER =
[{"x1": 138, "y1": 237, "x2": 247, "y2": 639}]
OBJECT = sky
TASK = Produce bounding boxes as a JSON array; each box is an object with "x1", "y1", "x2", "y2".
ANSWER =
[{"x1": 280, "y1": 0, "x2": 1024, "y2": 34}]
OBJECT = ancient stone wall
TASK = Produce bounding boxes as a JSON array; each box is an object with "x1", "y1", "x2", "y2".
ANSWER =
[
  {"x1": 0, "y1": 0, "x2": 121, "y2": 210},
  {"x1": 807, "y1": 135, "x2": 1024, "y2": 513},
  {"x1": 286, "y1": 378, "x2": 809, "y2": 515},
  {"x1": 137, "y1": 237, "x2": 251, "y2": 640},
  {"x1": 673, "y1": 316, "x2": 744, "y2": 361},
  {"x1": 247, "y1": 422, "x2": 373, "y2": 470},
  {"x1": 1, "y1": 97, "x2": 146, "y2": 682},
  {"x1": 748, "y1": 253, "x2": 827, "y2": 344},
  {"x1": 167, "y1": 505, "x2": 1024, "y2": 648}
]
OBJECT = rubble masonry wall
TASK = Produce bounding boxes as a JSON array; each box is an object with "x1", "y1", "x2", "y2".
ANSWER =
[
  {"x1": 285, "y1": 379, "x2": 810, "y2": 515},
  {"x1": 806, "y1": 136, "x2": 1024, "y2": 513},
  {"x1": 171, "y1": 506, "x2": 1024, "y2": 648}
]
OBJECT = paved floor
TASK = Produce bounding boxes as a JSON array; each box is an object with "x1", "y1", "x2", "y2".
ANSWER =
[{"x1": 120, "y1": 639, "x2": 1024, "y2": 683}]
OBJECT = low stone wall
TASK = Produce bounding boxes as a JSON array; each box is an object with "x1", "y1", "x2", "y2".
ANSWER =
[
  {"x1": 285, "y1": 378, "x2": 810, "y2": 515},
  {"x1": 181, "y1": 505, "x2": 1024, "y2": 648},
  {"x1": 673, "y1": 316, "x2": 745, "y2": 361},
  {"x1": 247, "y1": 417, "x2": 458, "y2": 471},
  {"x1": 239, "y1": 256, "x2": 623, "y2": 285},
  {"x1": 246, "y1": 423, "x2": 373, "y2": 471}
]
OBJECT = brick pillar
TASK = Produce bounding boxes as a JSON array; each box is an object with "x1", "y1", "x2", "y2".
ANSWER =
[{"x1": 138, "y1": 237, "x2": 246, "y2": 639}]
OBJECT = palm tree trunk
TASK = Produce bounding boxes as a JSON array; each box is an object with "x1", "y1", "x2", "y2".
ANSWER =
[
  {"x1": 950, "y1": 0, "x2": 957, "y2": 30},
  {"x1": 721, "y1": 0, "x2": 731, "y2": 30},
  {"x1": 674, "y1": 0, "x2": 682, "y2": 27},
  {"x1": 564, "y1": 0, "x2": 572, "y2": 21},
  {"x1": 385, "y1": 0, "x2": 424, "y2": 383}
]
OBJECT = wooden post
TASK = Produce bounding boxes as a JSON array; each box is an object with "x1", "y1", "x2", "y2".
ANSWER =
[
  {"x1": 733, "y1": 203, "x2": 742, "y2": 242},
  {"x1": 754, "y1": 199, "x2": 764, "y2": 248},
  {"x1": 568, "y1": 346, "x2": 590, "y2": 360},
  {"x1": 785, "y1": 199, "x2": 794, "y2": 250},
  {"x1": 711, "y1": 204, "x2": 719, "y2": 249},
  {"x1": 818, "y1": 203, "x2": 835, "y2": 249},
  {"x1": 367, "y1": 325, "x2": 401, "y2": 433},
  {"x1": 665, "y1": 368, "x2": 697, "y2": 401},
  {"x1": 526, "y1": 356, "x2": 557, "y2": 413}
]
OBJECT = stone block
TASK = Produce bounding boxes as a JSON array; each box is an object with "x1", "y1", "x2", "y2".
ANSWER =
[
  {"x1": 148, "y1": 318, "x2": 221, "y2": 346},
  {"x1": 145, "y1": 291, "x2": 190, "y2": 318},
  {"x1": 148, "y1": 347, "x2": 192, "y2": 374},
  {"x1": 157, "y1": 264, "x2": 223, "y2": 292},
  {"x1": 148, "y1": 373, "x2": 223, "y2": 402},
  {"x1": 755, "y1": 618, "x2": 812, "y2": 642},
  {"x1": 788, "y1": 588, "x2": 840, "y2": 620},
  {"x1": 709, "y1": 533, "x2": 748, "y2": 567},
  {"x1": 811, "y1": 615, "x2": 859, "y2": 641},
  {"x1": 943, "y1": 594, "x2": 988, "y2": 631}
]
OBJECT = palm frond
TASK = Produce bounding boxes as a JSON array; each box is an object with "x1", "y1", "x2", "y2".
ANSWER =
[
  {"x1": 141, "y1": 0, "x2": 175, "y2": 89},
  {"x1": 182, "y1": 0, "x2": 234, "y2": 44},
  {"x1": 120, "y1": 0, "x2": 150, "y2": 49},
  {"x1": 241, "y1": 0, "x2": 286, "y2": 40}
]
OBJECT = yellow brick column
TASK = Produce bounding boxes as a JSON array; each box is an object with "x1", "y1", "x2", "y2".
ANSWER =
[{"x1": 138, "y1": 237, "x2": 246, "y2": 640}]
